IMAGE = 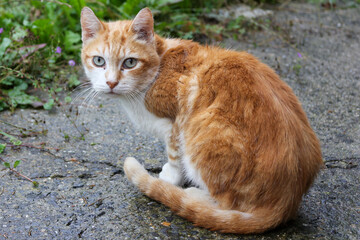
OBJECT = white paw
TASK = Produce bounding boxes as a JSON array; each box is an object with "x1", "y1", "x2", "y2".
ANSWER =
[{"x1": 159, "y1": 162, "x2": 183, "y2": 186}]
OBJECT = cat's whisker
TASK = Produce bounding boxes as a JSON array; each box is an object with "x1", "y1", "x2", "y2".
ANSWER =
[
  {"x1": 86, "y1": 90, "x2": 100, "y2": 111},
  {"x1": 76, "y1": 88, "x2": 98, "y2": 124},
  {"x1": 127, "y1": 91, "x2": 144, "y2": 110},
  {"x1": 69, "y1": 87, "x2": 94, "y2": 123},
  {"x1": 82, "y1": 88, "x2": 97, "y2": 111},
  {"x1": 71, "y1": 82, "x2": 92, "y2": 93},
  {"x1": 70, "y1": 83, "x2": 93, "y2": 107},
  {"x1": 128, "y1": 89, "x2": 144, "y2": 105},
  {"x1": 71, "y1": 87, "x2": 93, "y2": 105},
  {"x1": 73, "y1": 86, "x2": 105, "y2": 124}
]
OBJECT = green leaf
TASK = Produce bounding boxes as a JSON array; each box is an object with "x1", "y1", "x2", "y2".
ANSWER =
[
  {"x1": 64, "y1": 31, "x2": 81, "y2": 51},
  {"x1": 0, "y1": 131, "x2": 22, "y2": 146},
  {"x1": 0, "y1": 76, "x2": 23, "y2": 86},
  {"x1": 43, "y1": 98, "x2": 55, "y2": 110},
  {"x1": 32, "y1": 181, "x2": 39, "y2": 188},
  {"x1": 155, "y1": 0, "x2": 182, "y2": 7},
  {"x1": 12, "y1": 82, "x2": 28, "y2": 91},
  {"x1": 12, "y1": 26, "x2": 28, "y2": 41},
  {"x1": 31, "y1": 19, "x2": 54, "y2": 43},
  {"x1": 65, "y1": 96, "x2": 72, "y2": 103},
  {"x1": 55, "y1": 87, "x2": 62, "y2": 93},
  {"x1": 0, "y1": 101, "x2": 8, "y2": 111},
  {"x1": 68, "y1": 74, "x2": 81, "y2": 88},
  {"x1": 45, "y1": 1, "x2": 57, "y2": 21},
  {"x1": 43, "y1": 71, "x2": 55, "y2": 80},
  {"x1": 64, "y1": 133, "x2": 69, "y2": 142},
  {"x1": 31, "y1": 18, "x2": 51, "y2": 31},
  {"x1": 13, "y1": 160, "x2": 21, "y2": 168},
  {"x1": 12, "y1": 140, "x2": 22, "y2": 146},
  {"x1": 8, "y1": 90, "x2": 39, "y2": 106},
  {"x1": 0, "y1": 144, "x2": 6, "y2": 154},
  {"x1": 3, "y1": 162, "x2": 10, "y2": 168},
  {"x1": 68, "y1": 0, "x2": 85, "y2": 15},
  {"x1": 43, "y1": 99, "x2": 55, "y2": 110},
  {"x1": 0, "y1": 38, "x2": 12, "y2": 57},
  {"x1": 119, "y1": 0, "x2": 145, "y2": 18},
  {"x1": 3, "y1": 82, "x2": 40, "y2": 109}
]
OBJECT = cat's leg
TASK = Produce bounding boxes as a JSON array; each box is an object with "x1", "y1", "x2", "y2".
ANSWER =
[{"x1": 159, "y1": 123, "x2": 184, "y2": 186}]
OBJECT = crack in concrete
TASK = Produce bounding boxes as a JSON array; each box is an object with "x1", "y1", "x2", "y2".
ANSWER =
[
  {"x1": 79, "y1": 159, "x2": 117, "y2": 168},
  {"x1": 324, "y1": 157, "x2": 360, "y2": 162},
  {"x1": 78, "y1": 228, "x2": 86, "y2": 238},
  {"x1": 324, "y1": 157, "x2": 359, "y2": 169}
]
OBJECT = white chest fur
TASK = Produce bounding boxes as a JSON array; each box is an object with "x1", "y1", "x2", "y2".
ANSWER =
[{"x1": 119, "y1": 94, "x2": 173, "y2": 141}]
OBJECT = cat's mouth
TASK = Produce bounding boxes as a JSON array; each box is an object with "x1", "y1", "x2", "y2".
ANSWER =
[{"x1": 91, "y1": 83, "x2": 134, "y2": 95}]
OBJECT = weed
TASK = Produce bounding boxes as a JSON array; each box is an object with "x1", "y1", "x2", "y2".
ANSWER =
[
  {"x1": 293, "y1": 63, "x2": 302, "y2": 76},
  {"x1": 0, "y1": 130, "x2": 22, "y2": 145},
  {"x1": 0, "y1": 0, "x2": 87, "y2": 111},
  {"x1": 0, "y1": 139, "x2": 39, "y2": 187},
  {"x1": 64, "y1": 133, "x2": 70, "y2": 142}
]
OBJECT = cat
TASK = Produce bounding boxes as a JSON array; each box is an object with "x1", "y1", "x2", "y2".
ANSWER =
[{"x1": 80, "y1": 7, "x2": 323, "y2": 234}]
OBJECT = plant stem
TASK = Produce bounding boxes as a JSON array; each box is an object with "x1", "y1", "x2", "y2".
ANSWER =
[
  {"x1": 0, "y1": 120, "x2": 28, "y2": 131},
  {"x1": 0, "y1": 157, "x2": 36, "y2": 183},
  {"x1": 7, "y1": 143, "x2": 60, "y2": 151}
]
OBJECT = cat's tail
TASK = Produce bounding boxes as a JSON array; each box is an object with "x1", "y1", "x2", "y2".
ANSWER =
[{"x1": 124, "y1": 157, "x2": 283, "y2": 234}]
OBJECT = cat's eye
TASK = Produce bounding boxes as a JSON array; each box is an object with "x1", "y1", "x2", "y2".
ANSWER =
[
  {"x1": 93, "y1": 56, "x2": 106, "y2": 67},
  {"x1": 123, "y1": 58, "x2": 137, "y2": 69}
]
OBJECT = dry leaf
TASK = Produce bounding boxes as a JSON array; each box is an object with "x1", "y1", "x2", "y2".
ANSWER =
[{"x1": 161, "y1": 222, "x2": 171, "y2": 227}]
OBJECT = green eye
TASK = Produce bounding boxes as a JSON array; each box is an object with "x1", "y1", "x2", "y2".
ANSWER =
[
  {"x1": 123, "y1": 58, "x2": 137, "y2": 69},
  {"x1": 93, "y1": 56, "x2": 105, "y2": 67}
]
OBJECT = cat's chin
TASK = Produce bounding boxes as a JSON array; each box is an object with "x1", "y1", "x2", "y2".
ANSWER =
[
  {"x1": 94, "y1": 88, "x2": 128, "y2": 95},
  {"x1": 105, "y1": 91, "x2": 123, "y2": 96},
  {"x1": 110, "y1": 89, "x2": 132, "y2": 95},
  {"x1": 103, "y1": 89, "x2": 135, "y2": 97}
]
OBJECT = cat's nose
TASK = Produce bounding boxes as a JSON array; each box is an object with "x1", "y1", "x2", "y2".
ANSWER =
[{"x1": 106, "y1": 81, "x2": 119, "y2": 89}]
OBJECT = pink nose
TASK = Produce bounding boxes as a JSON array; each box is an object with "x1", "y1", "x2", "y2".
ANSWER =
[{"x1": 106, "y1": 81, "x2": 119, "y2": 89}]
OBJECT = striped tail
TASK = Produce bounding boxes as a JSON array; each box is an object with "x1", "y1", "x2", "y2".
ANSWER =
[{"x1": 123, "y1": 157, "x2": 283, "y2": 234}]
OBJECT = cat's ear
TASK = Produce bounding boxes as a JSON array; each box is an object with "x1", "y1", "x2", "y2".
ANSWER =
[
  {"x1": 81, "y1": 7, "x2": 103, "y2": 43},
  {"x1": 131, "y1": 8, "x2": 154, "y2": 43}
]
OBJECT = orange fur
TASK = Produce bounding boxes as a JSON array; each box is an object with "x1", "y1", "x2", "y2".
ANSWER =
[{"x1": 81, "y1": 7, "x2": 323, "y2": 234}]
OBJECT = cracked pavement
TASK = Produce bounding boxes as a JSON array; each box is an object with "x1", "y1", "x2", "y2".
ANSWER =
[{"x1": 0, "y1": 2, "x2": 359, "y2": 239}]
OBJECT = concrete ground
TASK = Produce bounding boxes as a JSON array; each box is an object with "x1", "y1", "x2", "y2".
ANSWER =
[{"x1": 0, "y1": 2, "x2": 359, "y2": 240}]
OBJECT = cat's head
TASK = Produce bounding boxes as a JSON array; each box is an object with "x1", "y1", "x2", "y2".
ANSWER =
[{"x1": 80, "y1": 7, "x2": 160, "y2": 95}]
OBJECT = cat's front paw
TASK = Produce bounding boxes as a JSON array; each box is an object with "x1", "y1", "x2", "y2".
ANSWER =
[{"x1": 159, "y1": 162, "x2": 183, "y2": 186}]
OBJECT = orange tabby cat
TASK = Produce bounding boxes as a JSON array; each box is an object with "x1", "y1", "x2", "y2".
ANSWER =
[{"x1": 80, "y1": 7, "x2": 323, "y2": 234}]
